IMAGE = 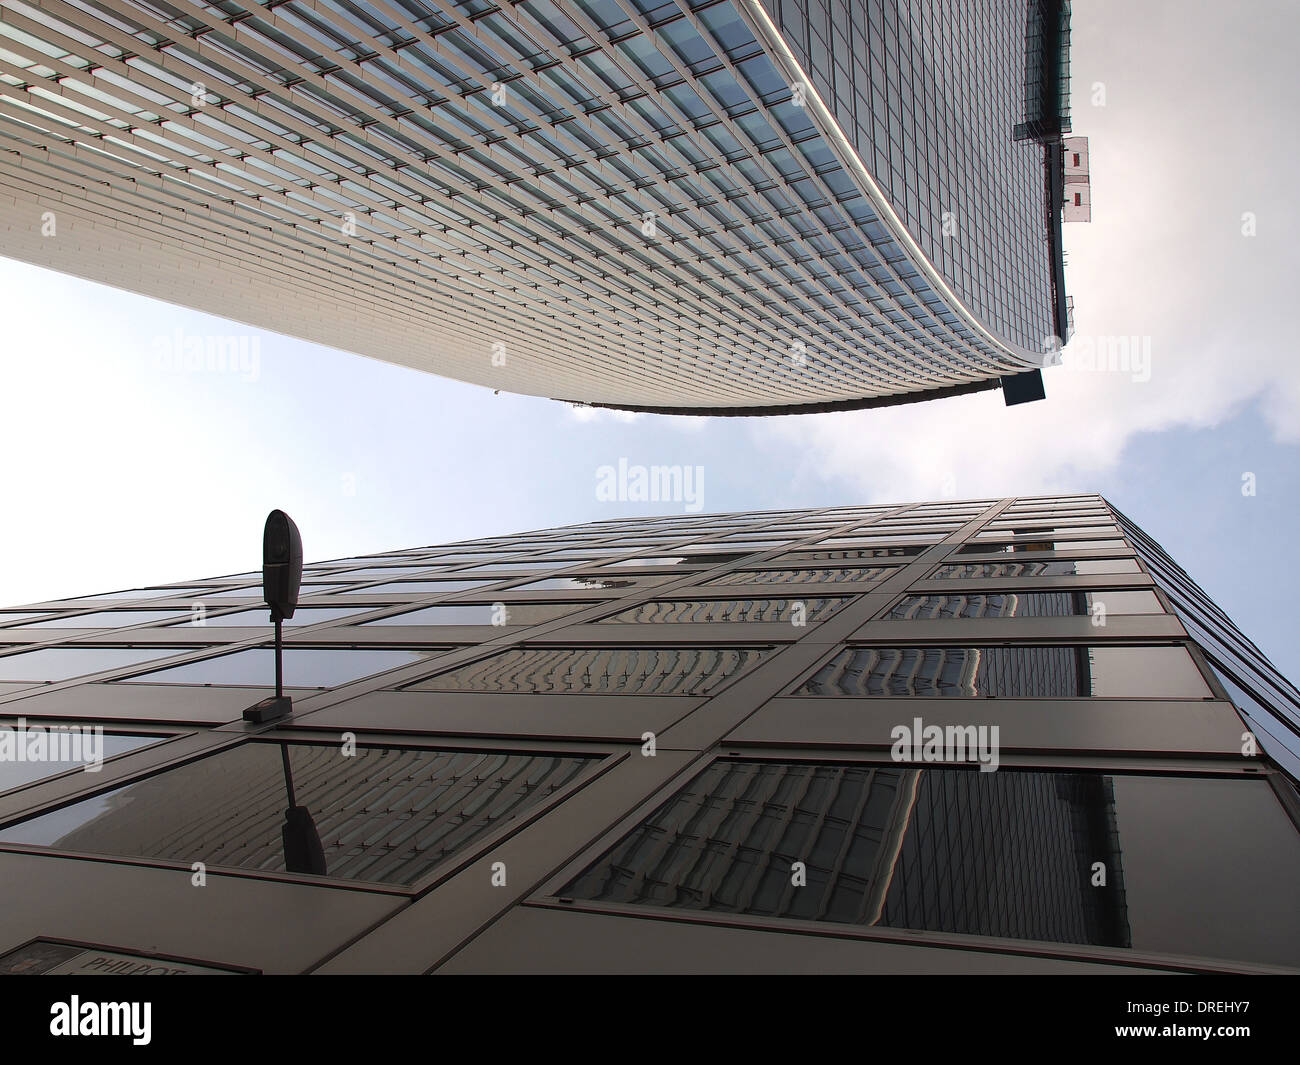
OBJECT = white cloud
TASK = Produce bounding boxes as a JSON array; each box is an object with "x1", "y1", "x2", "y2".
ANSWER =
[
  {"x1": 761, "y1": 0, "x2": 1300, "y2": 500},
  {"x1": 566, "y1": 404, "x2": 643, "y2": 424}
]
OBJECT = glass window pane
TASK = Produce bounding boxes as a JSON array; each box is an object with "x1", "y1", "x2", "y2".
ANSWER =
[
  {"x1": 1088, "y1": 647, "x2": 1209, "y2": 698},
  {"x1": 562, "y1": 762, "x2": 1300, "y2": 967},
  {"x1": 362, "y1": 603, "x2": 583, "y2": 626},
  {"x1": 780, "y1": 546, "x2": 926, "y2": 562},
  {"x1": 62, "y1": 588, "x2": 207, "y2": 601},
  {"x1": 120, "y1": 648, "x2": 429, "y2": 688},
  {"x1": 0, "y1": 741, "x2": 591, "y2": 886},
  {"x1": 797, "y1": 645, "x2": 1210, "y2": 698},
  {"x1": 1087, "y1": 590, "x2": 1163, "y2": 615},
  {"x1": 515, "y1": 574, "x2": 674, "y2": 591},
  {"x1": 22, "y1": 610, "x2": 190, "y2": 628},
  {"x1": 930, "y1": 559, "x2": 1141, "y2": 578},
  {"x1": 0, "y1": 647, "x2": 190, "y2": 682},
  {"x1": 708, "y1": 566, "x2": 893, "y2": 585},
  {"x1": 887, "y1": 590, "x2": 1163, "y2": 619},
  {"x1": 325, "y1": 566, "x2": 444, "y2": 578},
  {"x1": 600, "y1": 598, "x2": 849, "y2": 623},
  {"x1": 0, "y1": 725, "x2": 162, "y2": 792},
  {"x1": 603, "y1": 556, "x2": 693, "y2": 568},
  {"x1": 463, "y1": 559, "x2": 595, "y2": 572},
  {"x1": 1073, "y1": 559, "x2": 1142, "y2": 575},
  {"x1": 406, "y1": 646, "x2": 771, "y2": 695},
  {"x1": 176, "y1": 607, "x2": 371, "y2": 627},
  {"x1": 337, "y1": 580, "x2": 503, "y2": 595}
]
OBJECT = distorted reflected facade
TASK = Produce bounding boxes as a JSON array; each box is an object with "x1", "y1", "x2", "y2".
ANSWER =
[
  {"x1": 0, "y1": 494, "x2": 1296, "y2": 973},
  {"x1": 0, "y1": 0, "x2": 1074, "y2": 413}
]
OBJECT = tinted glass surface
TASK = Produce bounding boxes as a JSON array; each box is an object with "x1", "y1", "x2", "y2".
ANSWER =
[
  {"x1": 708, "y1": 566, "x2": 893, "y2": 585},
  {"x1": 600, "y1": 598, "x2": 849, "y2": 624},
  {"x1": 796, "y1": 645, "x2": 1210, "y2": 698},
  {"x1": 0, "y1": 742, "x2": 590, "y2": 886},
  {"x1": 0, "y1": 728, "x2": 161, "y2": 792},
  {"x1": 362, "y1": 603, "x2": 583, "y2": 626},
  {"x1": 886, "y1": 590, "x2": 1163, "y2": 619},
  {"x1": 0, "y1": 647, "x2": 189, "y2": 682},
  {"x1": 406, "y1": 646, "x2": 770, "y2": 696},
  {"x1": 22, "y1": 610, "x2": 190, "y2": 628},
  {"x1": 563, "y1": 762, "x2": 1300, "y2": 965},
  {"x1": 120, "y1": 648, "x2": 429, "y2": 688}
]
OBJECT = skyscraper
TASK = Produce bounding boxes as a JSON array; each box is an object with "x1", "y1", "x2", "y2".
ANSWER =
[
  {"x1": 0, "y1": 494, "x2": 1296, "y2": 974},
  {"x1": 0, "y1": 0, "x2": 1076, "y2": 412}
]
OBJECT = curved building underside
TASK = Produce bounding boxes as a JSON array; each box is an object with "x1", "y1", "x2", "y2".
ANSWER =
[{"x1": 0, "y1": 0, "x2": 1068, "y2": 411}]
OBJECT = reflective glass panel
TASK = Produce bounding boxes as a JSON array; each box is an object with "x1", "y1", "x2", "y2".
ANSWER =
[
  {"x1": 120, "y1": 648, "x2": 429, "y2": 688},
  {"x1": 929, "y1": 559, "x2": 1141, "y2": 578},
  {"x1": 0, "y1": 742, "x2": 591, "y2": 886},
  {"x1": 0, "y1": 726, "x2": 162, "y2": 793},
  {"x1": 338, "y1": 580, "x2": 503, "y2": 595},
  {"x1": 406, "y1": 646, "x2": 770, "y2": 695},
  {"x1": 516, "y1": 574, "x2": 674, "y2": 591},
  {"x1": 175, "y1": 607, "x2": 370, "y2": 627},
  {"x1": 562, "y1": 762, "x2": 1300, "y2": 966},
  {"x1": 362, "y1": 603, "x2": 583, "y2": 626},
  {"x1": 708, "y1": 567, "x2": 893, "y2": 585},
  {"x1": 0, "y1": 647, "x2": 190, "y2": 682},
  {"x1": 24, "y1": 610, "x2": 192, "y2": 628},
  {"x1": 599, "y1": 598, "x2": 849, "y2": 623},
  {"x1": 886, "y1": 590, "x2": 1163, "y2": 619},
  {"x1": 796, "y1": 645, "x2": 1210, "y2": 698}
]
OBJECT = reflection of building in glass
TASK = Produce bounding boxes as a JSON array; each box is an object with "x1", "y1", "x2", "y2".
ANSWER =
[
  {"x1": 564, "y1": 761, "x2": 1131, "y2": 948},
  {"x1": 887, "y1": 591, "x2": 1082, "y2": 619},
  {"x1": 602, "y1": 597, "x2": 846, "y2": 624},
  {"x1": 797, "y1": 645, "x2": 1089, "y2": 697},
  {"x1": 4, "y1": 744, "x2": 589, "y2": 886},
  {"x1": 709, "y1": 566, "x2": 892, "y2": 584},
  {"x1": 930, "y1": 560, "x2": 1079, "y2": 578},
  {"x1": 407, "y1": 646, "x2": 770, "y2": 695}
]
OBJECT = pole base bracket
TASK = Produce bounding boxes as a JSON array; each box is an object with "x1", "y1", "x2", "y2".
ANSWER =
[{"x1": 243, "y1": 695, "x2": 293, "y2": 723}]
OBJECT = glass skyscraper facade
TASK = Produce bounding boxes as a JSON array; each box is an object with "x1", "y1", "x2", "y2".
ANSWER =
[
  {"x1": 0, "y1": 0, "x2": 1070, "y2": 413},
  {"x1": 1, "y1": 494, "x2": 1296, "y2": 973}
]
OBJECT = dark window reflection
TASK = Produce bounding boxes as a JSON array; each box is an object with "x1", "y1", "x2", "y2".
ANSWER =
[
  {"x1": 796, "y1": 645, "x2": 1208, "y2": 698},
  {"x1": 337, "y1": 579, "x2": 501, "y2": 595},
  {"x1": 0, "y1": 730, "x2": 162, "y2": 793},
  {"x1": 176, "y1": 606, "x2": 369, "y2": 627},
  {"x1": 120, "y1": 647, "x2": 428, "y2": 688},
  {"x1": 406, "y1": 646, "x2": 769, "y2": 695},
  {"x1": 0, "y1": 742, "x2": 590, "y2": 886},
  {"x1": 930, "y1": 559, "x2": 1141, "y2": 578},
  {"x1": 515, "y1": 574, "x2": 674, "y2": 591},
  {"x1": 709, "y1": 566, "x2": 892, "y2": 585},
  {"x1": 0, "y1": 647, "x2": 190, "y2": 683},
  {"x1": 601, "y1": 598, "x2": 848, "y2": 624},
  {"x1": 362, "y1": 602, "x2": 581, "y2": 626},
  {"x1": 23, "y1": 610, "x2": 188, "y2": 628},
  {"x1": 887, "y1": 590, "x2": 1162, "y2": 619},
  {"x1": 781, "y1": 546, "x2": 925, "y2": 562},
  {"x1": 563, "y1": 762, "x2": 1300, "y2": 965},
  {"x1": 959, "y1": 540, "x2": 1127, "y2": 555}
]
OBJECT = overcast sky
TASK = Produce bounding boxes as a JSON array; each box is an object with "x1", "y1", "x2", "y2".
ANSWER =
[{"x1": 1, "y1": 0, "x2": 1296, "y2": 679}]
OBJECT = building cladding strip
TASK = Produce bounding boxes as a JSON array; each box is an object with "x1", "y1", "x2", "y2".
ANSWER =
[
  {"x1": 3, "y1": 493, "x2": 1297, "y2": 973},
  {"x1": 1110, "y1": 503, "x2": 1300, "y2": 781},
  {"x1": 0, "y1": 0, "x2": 1058, "y2": 412}
]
